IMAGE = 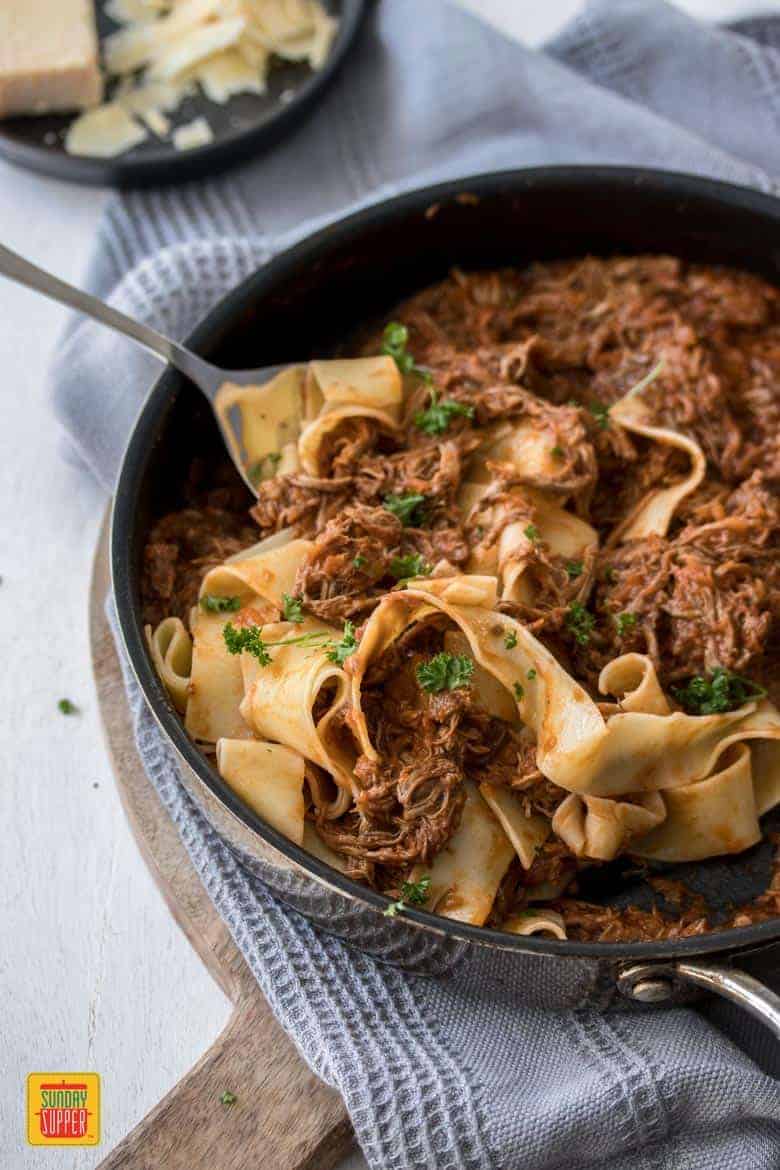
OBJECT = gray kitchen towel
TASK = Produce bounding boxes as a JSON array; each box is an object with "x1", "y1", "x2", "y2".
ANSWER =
[{"x1": 53, "y1": 2, "x2": 780, "y2": 1167}]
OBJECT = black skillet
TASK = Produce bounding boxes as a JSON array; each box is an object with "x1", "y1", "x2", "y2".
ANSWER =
[
  {"x1": 0, "y1": 0, "x2": 366, "y2": 188},
  {"x1": 111, "y1": 166, "x2": 780, "y2": 1041}
]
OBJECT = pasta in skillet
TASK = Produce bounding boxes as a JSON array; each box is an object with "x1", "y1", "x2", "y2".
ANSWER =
[{"x1": 142, "y1": 257, "x2": 780, "y2": 941}]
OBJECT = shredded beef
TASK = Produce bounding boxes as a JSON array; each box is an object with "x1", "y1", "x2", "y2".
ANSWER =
[
  {"x1": 142, "y1": 506, "x2": 256, "y2": 626},
  {"x1": 584, "y1": 469, "x2": 779, "y2": 686},
  {"x1": 294, "y1": 504, "x2": 405, "y2": 622},
  {"x1": 317, "y1": 623, "x2": 533, "y2": 878}
]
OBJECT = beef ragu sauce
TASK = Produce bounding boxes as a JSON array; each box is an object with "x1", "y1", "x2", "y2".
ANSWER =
[{"x1": 142, "y1": 255, "x2": 780, "y2": 941}]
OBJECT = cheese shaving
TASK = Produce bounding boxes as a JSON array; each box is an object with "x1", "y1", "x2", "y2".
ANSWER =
[
  {"x1": 172, "y1": 115, "x2": 214, "y2": 150},
  {"x1": 67, "y1": 0, "x2": 337, "y2": 158},
  {"x1": 142, "y1": 107, "x2": 171, "y2": 136},
  {"x1": 193, "y1": 49, "x2": 267, "y2": 102},
  {"x1": 147, "y1": 18, "x2": 248, "y2": 82},
  {"x1": 65, "y1": 102, "x2": 148, "y2": 157}
]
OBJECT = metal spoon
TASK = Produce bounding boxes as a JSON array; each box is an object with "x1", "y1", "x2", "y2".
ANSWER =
[{"x1": 0, "y1": 241, "x2": 282, "y2": 496}]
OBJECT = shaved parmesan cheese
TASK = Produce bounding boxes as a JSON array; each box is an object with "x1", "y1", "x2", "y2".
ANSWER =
[
  {"x1": 147, "y1": 19, "x2": 246, "y2": 82},
  {"x1": 142, "y1": 107, "x2": 171, "y2": 136},
  {"x1": 172, "y1": 116, "x2": 213, "y2": 150},
  {"x1": 65, "y1": 103, "x2": 147, "y2": 157},
  {"x1": 119, "y1": 79, "x2": 186, "y2": 115},
  {"x1": 194, "y1": 50, "x2": 266, "y2": 103},
  {"x1": 94, "y1": 0, "x2": 337, "y2": 156},
  {"x1": 104, "y1": 22, "x2": 164, "y2": 76}
]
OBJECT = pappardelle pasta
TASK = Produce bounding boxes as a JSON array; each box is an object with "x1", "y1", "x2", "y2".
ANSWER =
[{"x1": 143, "y1": 257, "x2": 780, "y2": 941}]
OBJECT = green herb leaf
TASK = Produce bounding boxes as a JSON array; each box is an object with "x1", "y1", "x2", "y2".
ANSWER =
[
  {"x1": 551, "y1": 445, "x2": 565, "y2": 459},
  {"x1": 390, "y1": 553, "x2": 431, "y2": 581},
  {"x1": 566, "y1": 602, "x2": 595, "y2": 646},
  {"x1": 58, "y1": 698, "x2": 78, "y2": 715},
  {"x1": 353, "y1": 554, "x2": 367, "y2": 569},
  {"x1": 223, "y1": 623, "x2": 330, "y2": 667},
  {"x1": 220, "y1": 1091, "x2": 237, "y2": 1107},
  {"x1": 384, "y1": 874, "x2": 432, "y2": 917},
  {"x1": 383, "y1": 492, "x2": 428, "y2": 527},
  {"x1": 565, "y1": 560, "x2": 583, "y2": 580},
  {"x1": 281, "y1": 593, "x2": 304, "y2": 623},
  {"x1": 615, "y1": 611, "x2": 637, "y2": 636},
  {"x1": 513, "y1": 682, "x2": 524, "y2": 701},
  {"x1": 671, "y1": 668, "x2": 767, "y2": 716},
  {"x1": 200, "y1": 593, "x2": 241, "y2": 614},
  {"x1": 248, "y1": 451, "x2": 282, "y2": 482},
  {"x1": 504, "y1": 629, "x2": 518, "y2": 650},
  {"x1": 604, "y1": 566, "x2": 617, "y2": 584},
  {"x1": 416, "y1": 652, "x2": 474, "y2": 694},
  {"x1": 527, "y1": 668, "x2": 537, "y2": 680},
  {"x1": 223, "y1": 622, "x2": 272, "y2": 665},
  {"x1": 524, "y1": 523, "x2": 540, "y2": 543},
  {"x1": 414, "y1": 390, "x2": 474, "y2": 436},
  {"x1": 381, "y1": 321, "x2": 431, "y2": 381},
  {"x1": 326, "y1": 620, "x2": 358, "y2": 665},
  {"x1": 589, "y1": 401, "x2": 610, "y2": 430}
]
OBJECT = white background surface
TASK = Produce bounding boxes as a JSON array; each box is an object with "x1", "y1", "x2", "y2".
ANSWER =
[{"x1": 0, "y1": 1, "x2": 769, "y2": 1167}]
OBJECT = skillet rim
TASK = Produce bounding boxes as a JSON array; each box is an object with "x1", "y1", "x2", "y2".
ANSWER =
[{"x1": 112, "y1": 164, "x2": 780, "y2": 962}]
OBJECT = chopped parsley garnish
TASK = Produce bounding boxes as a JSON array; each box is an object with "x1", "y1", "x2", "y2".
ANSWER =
[
  {"x1": 390, "y1": 553, "x2": 431, "y2": 580},
  {"x1": 353, "y1": 555, "x2": 367, "y2": 569},
  {"x1": 566, "y1": 602, "x2": 595, "y2": 646},
  {"x1": 326, "y1": 620, "x2": 358, "y2": 665},
  {"x1": 248, "y1": 451, "x2": 282, "y2": 481},
  {"x1": 381, "y1": 321, "x2": 431, "y2": 382},
  {"x1": 604, "y1": 567, "x2": 617, "y2": 584},
  {"x1": 384, "y1": 874, "x2": 432, "y2": 918},
  {"x1": 671, "y1": 668, "x2": 767, "y2": 716},
  {"x1": 527, "y1": 668, "x2": 537, "y2": 680},
  {"x1": 551, "y1": 445, "x2": 565, "y2": 459},
  {"x1": 504, "y1": 629, "x2": 518, "y2": 650},
  {"x1": 281, "y1": 593, "x2": 304, "y2": 623},
  {"x1": 58, "y1": 698, "x2": 78, "y2": 715},
  {"x1": 524, "y1": 524, "x2": 540, "y2": 543},
  {"x1": 414, "y1": 390, "x2": 474, "y2": 436},
  {"x1": 223, "y1": 623, "x2": 330, "y2": 666},
  {"x1": 200, "y1": 593, "x2": 241, "y2": 614},
  {"x1": 615, "y1": 611, "x2": 637, "y2": 636},
  {"x1": 565, "y1": 560, "x2": 583, "y2": 580},
  {"x1": 416, "y1": 652, "x2": 474, "y2": 694},
  {"x1": 589, "y1": 401, "x2": 610, "y2": 430},
  {"x1": 513, "y1": 682, "x2": 524, "y2": 701},
  {"x1": 220, "y1": 1091, "x2": 237, "y2": 1107},
  {"x1": 383, "y1": 492, "x2": 427, "y2": 527},
  {"x1": 223, "y1": 623, "x2": 271, "y2": 664}
]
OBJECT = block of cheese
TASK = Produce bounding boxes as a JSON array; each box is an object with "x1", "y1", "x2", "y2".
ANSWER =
[{"x1": 0, "y1": 0, "x2": 102, "y2": 118}]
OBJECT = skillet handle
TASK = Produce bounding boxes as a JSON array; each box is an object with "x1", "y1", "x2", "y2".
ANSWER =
[
  {"x1": 618, "y1": 960, "x2": 780, "y2": 1043},
  {"x1": 676, "y1": 961, "x2": 780, "y2": 1042}
]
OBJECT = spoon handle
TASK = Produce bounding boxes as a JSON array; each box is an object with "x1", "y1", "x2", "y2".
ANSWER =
[{"x1": 0, "y1": 242, "x2": 220, "y2": 393}]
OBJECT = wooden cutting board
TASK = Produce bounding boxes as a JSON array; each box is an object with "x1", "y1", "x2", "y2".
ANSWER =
[{"x1": 89, "y1": 511, "x2": 354, "y2": 1169}]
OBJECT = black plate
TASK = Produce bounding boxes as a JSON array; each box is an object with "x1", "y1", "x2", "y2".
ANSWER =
[
  {"x1": 0, "y1": 0, "x2": 366, "y2": 188},
  {"x1": 112, "y1": 166, "x2": 780, "y2": 966}
]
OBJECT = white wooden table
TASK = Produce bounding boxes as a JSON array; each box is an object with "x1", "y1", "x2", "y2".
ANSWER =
[{"x1": 0, "y1": 2, "x2": 762, "y2": 1166}]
